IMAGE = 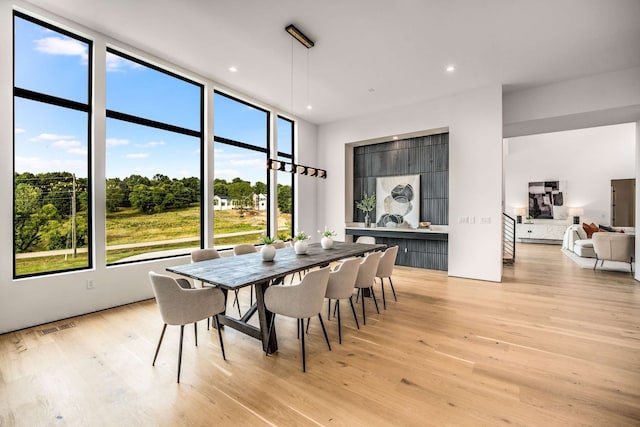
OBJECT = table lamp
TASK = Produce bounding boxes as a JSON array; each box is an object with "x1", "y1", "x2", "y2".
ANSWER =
[
  {"x1": 514, "y1": 207, "x2": 526, "y2": 224},
  {"x1": 569, "y1": 207, "x2": 583, "y2": 225}
]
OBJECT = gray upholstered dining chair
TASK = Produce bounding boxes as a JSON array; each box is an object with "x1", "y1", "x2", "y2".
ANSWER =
[
  {"x1": 149, "y1": 271, "x2": 226, "y2": 383},
  {"x1": 233, "y1": 243, "x2": 257, "y2": 255},
  {"x1": 233, "y1": 243, "x2": 258, "y2": 308},
  {"x1": 189, "y1": 247, "x2": 242, "y2": 323},
  {"x1": 325, "y1": 258, "x2": 361, "y2": 344},
  {"x1": 264, "y1": 267, "x2": 331, "y2": 372},
  {"x1": 356, "y1": 236, "x2": 376, "y2": 244},
  {"x1": 354, "y1": 251, "x2": 382, "y2": 325},
  {"x1": 376, "y1": 245, "x2": 399, "y2": 309}
]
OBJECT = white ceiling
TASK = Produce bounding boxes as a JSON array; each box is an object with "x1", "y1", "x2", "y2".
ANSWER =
[{"x1": 23, "y1": 0, "x2": 640, "y2": 125}]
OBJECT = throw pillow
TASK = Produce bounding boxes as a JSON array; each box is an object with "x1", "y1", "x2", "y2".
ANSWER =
[
  {"x1": 582, "y1": 222, "x2": 599, "y2": 238},
  {"x1": 598, "y1": 224, "x2": 616, "y2": 232}
]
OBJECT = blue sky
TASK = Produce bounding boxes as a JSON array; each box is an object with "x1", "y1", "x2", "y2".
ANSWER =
[{"x1": 14, "y1": 15, "x2": 292, "y2": 185}]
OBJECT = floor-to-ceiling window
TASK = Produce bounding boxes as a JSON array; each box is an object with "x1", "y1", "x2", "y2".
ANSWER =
[
  {"x1": 13, "y1": 12, "x2": 92, "y2": 277},
  {"x1": 213, "y1": 91, "x2": 269, "y2": 247},
  {"x1": 276, "y1": 116, "x2": 294, "y2": 239},
  {"x1": 105, "y1": 49, "x2": 203, "y2": 264}
]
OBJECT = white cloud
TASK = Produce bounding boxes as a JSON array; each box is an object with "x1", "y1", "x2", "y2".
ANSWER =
[
  {"x1": 137, "y1": 141, "x2": 165, "y2": 148},
  {"x1": 68, "y1": 148, "x2": 88, "y2": 155},
  {"x1": 106, "y1": 51, "x2": 143, "y2": 72},
  {"x1": 15, "y1": 128, "x2": 26, "y2": 134},
  {"x1": 52, "y1": 140, "x2": 81, "y2": 149},
  {"x1": 30, "y1": 133, "x2": 75, "y2": 141},
  {"x1": 125, "y1": 153, "x2": 149, "y2": 159},
  {"x1": 214, "y1": 168, "x2": 241, "y2": 181},
  {"x1": 106, "y1": 138, "x2": 129, "y2": 146},
  {"x1": 15, "y1": 156, "x2": 86, "y2": 177},
  {"x1": 35, "y1": 37, "x2": 88, "y2": 62}
]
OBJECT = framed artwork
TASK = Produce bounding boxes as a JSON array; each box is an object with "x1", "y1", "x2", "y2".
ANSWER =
[
  {"x1": 376, "y1": 174, "x2": 420, "y2": 228},
  {"x1": 528, "y1": 181, "x2": 564, "y2": 219}
]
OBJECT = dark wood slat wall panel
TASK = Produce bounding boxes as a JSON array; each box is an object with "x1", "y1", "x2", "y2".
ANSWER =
[
  {"x1": 353, "y1": 133, "x2": 449, "y2": 224},
  {"x1": 353, "y1": 133, "x2": 449, "y2": 271},
  {"x1": 375, "y1": 237, "x2": 448, "y2": 270}
]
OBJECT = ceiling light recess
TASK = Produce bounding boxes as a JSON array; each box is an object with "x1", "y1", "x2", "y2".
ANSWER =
[{"x1": 286, "y1": 24, "x2": 314, "y2": 49}]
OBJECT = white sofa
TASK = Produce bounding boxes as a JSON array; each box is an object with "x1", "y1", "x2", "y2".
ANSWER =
[
  {"x1": 562, "y1": 224, "x2": 635, "y2": 258},
  {"x1": 562, "y1": 225, "x2": 595, "y2": 257}
]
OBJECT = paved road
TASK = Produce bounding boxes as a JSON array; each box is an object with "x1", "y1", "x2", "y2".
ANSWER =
[{"x1": 15, "y1": 229, "x2": 271, "y2": 259}]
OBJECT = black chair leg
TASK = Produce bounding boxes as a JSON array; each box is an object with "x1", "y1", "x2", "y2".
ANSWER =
[
  {"x1": 306, "y1": 317, "x2": 311, "y2": 334},
  {"x1": 152, "y1": 323, "x2": 167, "y2": 366},
  {"x1": 300, "y1": 318, "x2": 306, "y2": 372},
  {"x1": 336, "y1": 301, "x2": 342, "y2": 344},
  {"x1": 212, "y1": 315, "x2": 226, "y2": 360},
  {"x1": 349, "y1": 296, "x2": 360, "y2": 329},
  {"x1": 370, "y1": 286, "x2": 379, "y2": 314},
  {"x1": 177, "y1": 325, "x2": 185, "y2": 383},
  {"x1": 360, "y1": 289, "x2": 367, "y2": 325},
  {"x1": 380, "y1": 278, "x2": 387, "y2": 310},
  {"x1": 194, "y1": 322, "x2": 198, "y2": 346},
  {"x1": 318, "y1": 313, "x2": 331, "y2": 351},
  {"x1": 389, "y1": 277, "x2": 397, "y2": 301},
  {"x1": 327, "y1": 299, "x2": 331, "y2": 320}
]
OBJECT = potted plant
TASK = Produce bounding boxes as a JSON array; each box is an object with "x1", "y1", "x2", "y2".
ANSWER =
[
  {"x1": 356, "y1": 193, "x2": 376, "y2": 228},
  {"x1": 318, "y1": 227, "x2": 336, "y2": 249},
  {"x1": 292, "y1": 231, "x2": 310, "y2": 254},
  {"x1": 258, "y1": 235, "x2": 276, "y2": 261}
]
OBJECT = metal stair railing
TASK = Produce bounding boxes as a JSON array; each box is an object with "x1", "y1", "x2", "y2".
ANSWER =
[{"x1": 502, "y1": 213, "x2": 516, "y2": 264}]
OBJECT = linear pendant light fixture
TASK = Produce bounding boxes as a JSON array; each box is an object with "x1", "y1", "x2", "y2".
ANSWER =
[
  {"x1": 273, "y1": 23, "x2": 325, "y2": 179},
  {"x1": 285, "y1": 24, "x2": 314, "y2": 49}
]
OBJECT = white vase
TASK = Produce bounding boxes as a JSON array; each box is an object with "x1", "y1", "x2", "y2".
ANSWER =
[
  {"x1": 261, "y1": 244, "x2": 276, "y2": 261},
  {"x1": 321, "y1": 236, "x2": 334, "y2": 249},
  {"x1": 294, "y1": 240, "x2": 308, "y2": 254}
]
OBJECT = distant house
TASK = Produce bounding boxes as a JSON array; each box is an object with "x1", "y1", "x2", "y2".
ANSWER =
[
  {"x1": 254, "y1": 193, "x2": 267, "y2": 210},
  {"x1": 213, "y1": 195, "x2": 234, "y2": 210}
]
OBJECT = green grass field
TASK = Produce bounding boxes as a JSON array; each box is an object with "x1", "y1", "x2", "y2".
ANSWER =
[{"x1": 15, "y1": 206, "x2": 292, "y2": 275}]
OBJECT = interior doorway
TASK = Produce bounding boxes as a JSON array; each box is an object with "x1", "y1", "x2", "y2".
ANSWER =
[{"x1": 612, "y1": 178, "x2": 635, "y2": 227}]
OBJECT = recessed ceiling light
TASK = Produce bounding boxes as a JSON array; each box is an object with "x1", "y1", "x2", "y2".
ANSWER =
[
  {"x1": 306, "y1": 105, "x2": 313, "y2": 110},
  {"x1": 446, "y1": 65, "x2": 455, "y2": 72},
  {"x1": 229, "y1": 66, "x2": 238, "y2": 72},
  {"x1": 368, "y1": 88, "x2": 375, "y2": 93},
  {"x1": 392, "y1": 136, "x2": 399, "y2": 140}
]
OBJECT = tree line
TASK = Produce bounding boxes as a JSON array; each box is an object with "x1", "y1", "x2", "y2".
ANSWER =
[{"x1": 14, "y1": 172, "x2": 292, "y2": 253}]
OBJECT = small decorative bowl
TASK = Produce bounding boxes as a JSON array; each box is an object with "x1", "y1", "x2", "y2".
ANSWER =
[{"x1": 419, "y1": 221, "x2": 431, "y2": 228}]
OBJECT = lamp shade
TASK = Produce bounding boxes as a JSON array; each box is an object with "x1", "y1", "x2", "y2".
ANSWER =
[
  {"x1": 514, "y1": 207, "x2": 526, "y2": 216},
  {"x1": 569, "y1": 207, "x2": 584, "y2": 217}
]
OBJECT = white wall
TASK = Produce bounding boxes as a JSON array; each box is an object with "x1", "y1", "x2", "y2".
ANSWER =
[
  {"x1": 318, "y1": 86, "x2": 504, "y2": 283},
  {"x1": 505, "y1": 123, "x2": 636, "y2": 225},
  {"x1": 504, "y1": 67, "x2": 640, "y2": 138},
  {"x1": 0, "y1": 2, "x2": 318, "y2": 333}
]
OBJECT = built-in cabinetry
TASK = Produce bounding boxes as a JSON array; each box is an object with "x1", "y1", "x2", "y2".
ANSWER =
[
  {"x1": 515, "y1": 220, "x2": 569, "y2": 244},
  {"x1": 345, "y1": 226, "x2": 448, "y2": 270}
]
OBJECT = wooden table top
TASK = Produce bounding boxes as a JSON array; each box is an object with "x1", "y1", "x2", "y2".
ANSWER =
[{"x1": 166, "y1": 241, "x2": 386, "y2": 290}]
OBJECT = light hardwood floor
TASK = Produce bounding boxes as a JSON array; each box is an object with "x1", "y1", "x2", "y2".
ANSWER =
[{"x1": 1, "y1": 243, "x2": 639, "y2": 426}]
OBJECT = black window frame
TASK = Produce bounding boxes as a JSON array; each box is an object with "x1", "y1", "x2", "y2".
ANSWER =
[
  {"x1": 213, "y1": 90, "x2": 271, "y2": 243},
  {"x1": 105, "y1": 47, "x2": 204, "y2": 265},
  {"x1": 276, "y1": 115, "x2": 295, "y2": 236},
  {"x1": 13, "y1": 11, "x2": 94, "y2": 279}
]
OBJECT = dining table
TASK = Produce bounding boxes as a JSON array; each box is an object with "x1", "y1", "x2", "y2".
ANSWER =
[{"x1": 166, "y1": 241, "x2": 386, "y2": 354}]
